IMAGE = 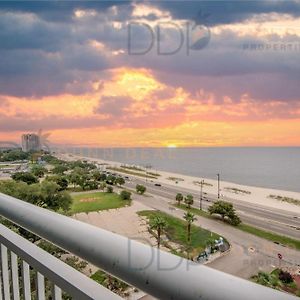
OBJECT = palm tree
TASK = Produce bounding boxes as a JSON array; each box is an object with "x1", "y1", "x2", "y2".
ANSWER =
[
  {"x1": 184, "y1": 194, "x2": 194, "y2": 209},
  {"x1": 183, "y1": 212, "x2": 197, "y2": 242},
  {"x1": 150, "y1": 216, "x2": 167, "y2": 248},
  {"x1": 175, "y1": 193, "x2": 183, "y2": 206}
]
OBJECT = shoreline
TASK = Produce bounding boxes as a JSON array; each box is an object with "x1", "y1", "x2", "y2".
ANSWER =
[{"x1": 56, "y1": 152, "x2": 300, "y2": 214}]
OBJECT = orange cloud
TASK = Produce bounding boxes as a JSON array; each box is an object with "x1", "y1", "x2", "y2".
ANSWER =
[{"x1": 0, "y1": 68, "x2": 299, "y2": 147}]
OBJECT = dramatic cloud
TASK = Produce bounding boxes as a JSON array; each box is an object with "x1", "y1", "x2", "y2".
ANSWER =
[{"x1": 0, "y1": 1, "x2": 299, "y2": 146}]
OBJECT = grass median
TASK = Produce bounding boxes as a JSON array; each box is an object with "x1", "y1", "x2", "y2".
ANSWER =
[
  {"x1": 138, "y1": 210, "x2": 222, "y2": 257},
  {"x1": 174, "y1": 203, "x2": 300, "y2": 251}
]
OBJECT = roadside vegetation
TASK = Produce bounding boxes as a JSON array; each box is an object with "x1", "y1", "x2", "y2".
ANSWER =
[
  {"x1": 224, "y1": 187, "x2": 251, "y2": 195},
  {"x1": 174, "y1": 197, "x2": 300, "y2": 251},
  {"x1": 167, "y1": 176, "x2": 184, "y2": 182},
  {"x1": 268, "y1": 194, "x2": 300, "y2": 206},
  {"x1": 252, "y1": 269, "x2": 300, "y2": 297},
  {"x1": 193, "y1": 180, "x2": 213, "y2": 187},
  {"x1": 136, "y1": 184, "x2": 146, "y2": 194},
  {"x1": 238, "y1": 223, "x2": 300, "y2": 251},
  {"x1": 107, "y1": 167, "x2": 157, "y2": 179},
  {"x1": 138, "y1": 210, "x2": 221, "y2": 259},
  {"x1": 120, "y1": 165, "x2": 144, "y2": 171}
]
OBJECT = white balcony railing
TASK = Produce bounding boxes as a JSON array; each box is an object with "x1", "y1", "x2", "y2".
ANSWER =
[{"x1": 0, "y1": 192, "x2": 297, "y2": 300}]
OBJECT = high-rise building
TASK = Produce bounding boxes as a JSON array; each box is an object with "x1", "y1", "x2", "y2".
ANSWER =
[{"x1": 21, "y1": 133, "x2": 41, "y2": 152}]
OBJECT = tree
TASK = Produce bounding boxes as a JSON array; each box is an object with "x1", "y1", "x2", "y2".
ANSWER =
[
  {"x1": 150, "y1": 216, "x2": 167, "y2": 248},
  {"x1": 92, "y1": 170, "x2": 102, "y2": 181},
  {"x1": 68, "y1": 171, "x2": 81, "y2": 188},
  {"x1": 208, "y1": 201, "x2": 241, "y2": 226},
  {"x1": 0, "y1": 149, "x2": 29, "y2": 161},
  {"x1": 40, "y1": 181, "x2": 72, "y2": 212},
  {"x1": 183, "y1": 212, "x2": 197, "y2": 242},
  {"x1": 99, "y1": 173, "x2": 107, "y2": 181},
  {"x1": 12, "y1": 172, "x2": 38, "y2": 185},
  {"x1": 115, "y1": 177, "x2": 125, "y2": 186},
  {"x1": 106, "y1": 175, "x2": 116, "y2": 185},
  {"x1": 85, "y1": 180, "x2": 98, "y2": 190},
  {"x1": 55, "y1": 176, "x2": 69, "y2": 191},
  {"x1": 46, "y1": 175, "x2": 69, "y2": 191},
  {"x1": 31, "y1": 165, "x2": 47, "y2": 178},
  {"x1": 136, "y1": 184, "x2": 146, "y2": 195},
  {"x1": 106, "y1": 186, "x2": 113, "y2": 193},
  {"x1": 99, "y1": 182, "x2": 107, "y2": 191},
  {"x1": 120, "y1": 190, "x2": 131, "y2": 200},
  {"x1": 175, "y1": 193, "x2": 183, "y2": 205},
  {"x1": 52, "y1": 165, "x2": 68, "y2": 175},
  {"x1": 184, "y1": 194, "x2": 194, "y2": 209}
]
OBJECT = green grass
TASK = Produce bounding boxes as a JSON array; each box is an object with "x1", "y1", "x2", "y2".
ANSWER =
[
  {"x1": 71, "y1": 192, "x2": 130, "y2": 214},
  {"x1": 138, "y1": 210, "x2": 221, "y2": 255},
  {"x1": 175, "y1": 203, "x2": 300, "y2": 251},
  {"x1": 0, "y1": 165, "x2": 11, "y2": 169},
  {"x1": 107, "y1": 167, "x2": 157, "y2": 179},
  {"x1": 175, "y1": 203, "x2": 212, "y2": 218},
  {"x1": 238, "y1": 223, "x2": 300, "y2": 251}
]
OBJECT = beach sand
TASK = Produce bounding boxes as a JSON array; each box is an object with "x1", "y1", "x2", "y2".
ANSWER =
[{"x1": 56, "y1": 152, "x2": 300, "y2": 214}]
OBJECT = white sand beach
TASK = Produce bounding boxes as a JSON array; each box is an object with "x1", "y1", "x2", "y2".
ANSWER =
[{"x1": 56, "y1": 152, "x2": 300, "y2": 214}]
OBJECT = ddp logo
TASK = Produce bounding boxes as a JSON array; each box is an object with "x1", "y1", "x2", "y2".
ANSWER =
[{"x1": 128, "y1": 9, "x2": 211, "y2": 56}]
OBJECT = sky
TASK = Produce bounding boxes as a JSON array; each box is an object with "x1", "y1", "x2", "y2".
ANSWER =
[{"x1": 0, "y1": 0, "x2": 300, "y2": 147}]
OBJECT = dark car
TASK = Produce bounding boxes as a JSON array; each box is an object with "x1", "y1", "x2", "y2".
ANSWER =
[{"x1": 154, "y1": 183, "x2": 162, "y2": 187}]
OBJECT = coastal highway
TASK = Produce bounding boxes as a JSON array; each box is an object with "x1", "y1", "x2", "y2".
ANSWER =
[{"x1": 123, "y1": 177, "x2": 300, "y2": 240}]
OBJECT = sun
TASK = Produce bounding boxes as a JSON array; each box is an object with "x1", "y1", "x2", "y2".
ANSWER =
[{"x1": 167, "y1": 144, "x2": 177, "y2": 148}]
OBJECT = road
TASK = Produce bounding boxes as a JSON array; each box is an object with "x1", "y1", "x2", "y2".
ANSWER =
[{"x1": 123, "y1": 177, "x2": 300, "y2": 240}]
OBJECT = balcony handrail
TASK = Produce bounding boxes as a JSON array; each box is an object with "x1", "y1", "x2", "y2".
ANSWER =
[
  {"x1": 0, "y1": 192, "x2": 297, "y2": 300},
  {"x1": 0, "y1": 222, "x2": 122, "y2": 300}
]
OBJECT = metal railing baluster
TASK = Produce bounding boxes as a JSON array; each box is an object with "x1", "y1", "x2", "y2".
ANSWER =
[
  {"x1": 0, "y1": 245, "x2": 10, "y2": 300},
  {"x1": 10, "y1": 252, "x2": 20, "y2": 300},
  {"x1": 52, "y1": 285, "x2": 62, "y2": 300},
  {"x1": 36, "y1": 272, "x2": 45, "y2": 300},
  {"x1": 22, "y1": 261, "x2": 31, "y2": 300}
]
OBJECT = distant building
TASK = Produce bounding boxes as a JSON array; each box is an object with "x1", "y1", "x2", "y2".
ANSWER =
[{"x1": 21, "y1": 134, "x2": 41, "y2": 152}]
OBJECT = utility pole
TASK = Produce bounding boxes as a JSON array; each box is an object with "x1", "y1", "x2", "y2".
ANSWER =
[
  {"x1": 200, "y1": 180, "x2": 204, "y2": 210},
  {"x1": 217, "y1": 173, "x2": 220, "y2": 199}
]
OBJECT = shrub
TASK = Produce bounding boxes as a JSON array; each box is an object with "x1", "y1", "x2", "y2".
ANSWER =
[
  {"x1": 279, "y1": 270, "x2": 293, "y2": 284},
  {"x1": 106, "y1": 186, "x2": 113, "y2": 193},
  {"x1": 136, "y1": 184, "x2": 146, "y2": 194},
  {"x1": 120, "y1": 190, "x2": 131, "y2": 200}
]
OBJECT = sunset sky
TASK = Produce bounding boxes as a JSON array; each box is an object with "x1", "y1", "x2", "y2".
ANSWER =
[{"x1": 0, "y1": 1, "x2": 300, "y2": 147}]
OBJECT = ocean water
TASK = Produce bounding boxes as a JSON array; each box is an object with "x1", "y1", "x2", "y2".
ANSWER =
[{"x1": 65, "y1": 147, "x2": 300, "y2": 193}]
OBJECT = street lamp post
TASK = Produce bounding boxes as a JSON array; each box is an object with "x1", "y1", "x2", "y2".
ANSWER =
[
  {"x1": 217, "y1": 173, "x2": 220, "y2": 199},
  {"x1": 200, "y1": 180, "x2": 204, "y2": 210}
]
